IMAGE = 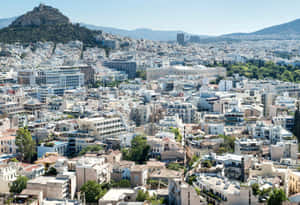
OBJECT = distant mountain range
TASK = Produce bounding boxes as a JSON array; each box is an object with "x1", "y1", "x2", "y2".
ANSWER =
[
  {"x1": 0, "y1": 17, "x2": 16, "y2": 28},
  {"x1": 1, "y1": 7, "x2": 300, "y2": 41},
  {"x1": 221, "y1": 18, "x2": 300, "y2": 40},
  {"x1": 80, "y1": 24, "x2": 197, "y2": 41}
]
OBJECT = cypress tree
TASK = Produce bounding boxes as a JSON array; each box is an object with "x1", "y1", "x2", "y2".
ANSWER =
[{"x1": 293, "y1": 101, "x2": 300, "y2": 141}]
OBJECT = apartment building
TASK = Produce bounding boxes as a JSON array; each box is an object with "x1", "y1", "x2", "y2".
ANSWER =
[
  {"x1": 76, "y1": 156, "x2": 110, "y2": 191},
  {"x1": 234, "y1": 138, "x2": 263, "y2": 155},
  {"x1": 270, "y1": 141, "x2": 298, "y2": 161},
  {"x1": 36, "y1": 68, "x2": 84, "y2": 89},
  {"x1": 0, "y1": 163, "x2": 18, "y2": 192},
  {"x1": 78, "y1": 117, "x2": 127, "y2": 140},
  {"x1": 37, "y1": 141, "x2": 68, "y2": 158},
  {"x1": 0, "y1": 132, "x2": 17, "y2": 154},
  {"x1": 103, "y1": 60, "x2": 137, "y2": 79},
  {"x1": 164, "y1": 101, "x2": 197, "y2": 123},
  {"x1": 25, "y1": 175, "x2": 74, "y2": 200},
  {"x1": 147, "y1": 65, "x2": 226, "y2": 81}
]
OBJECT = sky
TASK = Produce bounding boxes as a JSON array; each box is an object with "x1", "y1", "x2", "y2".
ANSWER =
[{"x1": 1, "y1": 0, "x2": 300, "y2": 36}]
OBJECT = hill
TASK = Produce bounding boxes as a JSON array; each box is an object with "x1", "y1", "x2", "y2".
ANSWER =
[
  {"x1": 1, "y1": 5, "x2": 300, "y2": 42},
  {"x1": 0, "y1": 17, "x2": 17, "y2": 29},
  {"x1": 81, "y1": 23, "x2": 190, "y2": 41},
  {"x1": 0, "y1": 4, "x2": 102, "y2": 46},
  {"x1": 222, "y1": 18, "x2": 300, "y2": 40},
  {"x1": 253, "y1": 18, "x2": 300, "y2": 36}
]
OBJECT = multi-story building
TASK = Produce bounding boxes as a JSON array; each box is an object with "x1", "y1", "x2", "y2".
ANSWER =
[
  {"x1": 25, "y1": 175, "x2": 74, "y2": 200},
  {"x1": 76, "y1": 156, "x2": 110, "y2": 191},
  {"x1": 288, "y1": 170, "x2": 300, "y2": 196},
  {"x1": 212, "y1": 153, "x2": 251, "y2": 182},
  {"x1": 273, "y1": 115, "x2": 295, "y2": 131},
  {"x1": 130, "y1": 165, "x2": 148, "y2": 187},
  {"x1": 37, "y1": 141, "x2": 69, "y2": 158},
  {"x1": 0, "y1": 133, "x2": 17, "y2": 154},
  {"x1": 234, "y1": 138, "x2": 263, "y2": 155},
  {"x1": 0, "y1": 163, "x2": 19, "y2": 192},
  {"x1": 165, "y1": 102, "x2": 197, "y2": 123},
  {"x1": 59, "y1": 65, "x2": 95, "y2": 85},
  {"x1": 103, "y1": 60, "x2": 137, "y2": 79},
  {"x1": 270, "y1": 141, "x2": 298, "y2": 161},
  {"x1": 147, "y1": 65, "x2": 226, "y2": 81},
  {"x1": 262, "y1": 93, "x2": 275, "y2": 118},
  {"x1": 130, "y1": 104, "x2": 151, "y2": 126},
  {"x1": 177, "y1": 33, "x2": 185, "y2": 45},
  {"x1": 17, "y1": 70, "x2": 36, "y2": 86},
  {"x1": 224, "y1": 107, "x2": 244, "y2": 126},
  {"x1": 36, "y1": 68, "x2": 84, "y2": 89},
  {"x1": 78, "y1": 117, "x2": 127, "y2": 140},
  {"x1": 251, "y1": 122, "x2": 294, "y2": 143}
]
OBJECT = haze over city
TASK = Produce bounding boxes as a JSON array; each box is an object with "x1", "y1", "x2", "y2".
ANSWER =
[{"x1": 1, "y1": 0, "x2": 300, "y2": 35}]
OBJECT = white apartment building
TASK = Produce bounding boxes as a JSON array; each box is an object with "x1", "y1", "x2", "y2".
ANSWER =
[
  {"x1": 78, "y1": 117, "x2": 127, "y2": 140},
  {"x1": 270, "y1": 141, "x2": 298, "y2": 161},
  {"x1": 0, "y1": 163, "x2": 19, "y2": 192},
  {"x1": 251, "y1": 122, "x2": 294, "y2": 143}
]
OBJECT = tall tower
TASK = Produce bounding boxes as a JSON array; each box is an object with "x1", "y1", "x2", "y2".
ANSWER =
[
  {"x1": 261, "y1": 93, "x2": 274, "y2": 118},
  {"x1": 177, "y1": 33, "x2": 185, "y2": 46}
]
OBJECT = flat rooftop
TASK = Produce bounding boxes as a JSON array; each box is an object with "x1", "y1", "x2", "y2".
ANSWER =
[{"x1": 100, "y1": 188, "x2": 135, "y2": 201}]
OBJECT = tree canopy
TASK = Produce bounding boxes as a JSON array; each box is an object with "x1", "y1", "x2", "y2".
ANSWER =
[
  {"x1": 221, "y1": 60, "x2": 300, "y2": 83},
  {"x1": 267, "y1": 188, "x2": 287, "y2": 205},
  {"x1": 16, "y1": 128, "x2": 36, "y2": 162},
  {"x1": 80, "y1": 181, "x2": 107, "y2": 203},
  {"x1": 10, "y1": 176, "x2": 28, "y2": 194},
  {"x1": 122, "y1": 135, "x2": 150, "y2": 164},
  {"x1": 79, "y1": 144, "x2": 103, "y2": 156}
]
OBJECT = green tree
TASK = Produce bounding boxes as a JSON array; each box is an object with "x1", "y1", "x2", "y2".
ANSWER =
[
  {"x1": 10, "y1": 158, "x2": 19, "y2": 162},
  {"x1": 189, "y1": 155, "x2": 200, "y2": 167},
  {"x1": 136, "y1": 190, "x2": 149, "y2": 202},
  {"x1": 167, "y1": 162, "x2": 184, "y2": 171},
  {"x1": 293, "y1": 102, "x2": 300, "y2": 141},
  {"x1": 80, "y1": 181, "x2": 107, "y2": 203},
  {"x1": 217, "y1": 135, "x2": 235, "y2": 154},
  {"x1": 9, "y1": 176, "x2": 28, "y2": 194},
  {"x1": 201, "y1": 160, "x2": 212, "y2": 168},
  {"x1": 45, "y1": 167, "x2": 57, "y2": 176},
  {"x1": 136, "y1": 70, "x2": 147, "y2": 80},
  {"x1": 122, "y1": 135, "x2": 150, "y2": 164},
  {"x1": 251, "y1": 183, "x2": 260, "y2": 196},
  {"x1": 16, "y1": 128, "x2": 35, "y2": 162},
  {"x1": 170, "y1": 127, "x2": 182, "y2": 143},
  {"x1": 111, "y1": 179, "x2": 131, "y2": 188},
  {"x1": 79, "y1": 145, "x2": 103, "y2": 156},
  {"x1": 187, "y1": 175, "x2": 197, "y2": 185},
  {"x1": 267, "y1": 189, "x2": 287, "y2": 205}
]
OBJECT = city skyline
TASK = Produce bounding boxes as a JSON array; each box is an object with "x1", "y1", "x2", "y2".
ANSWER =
[{"x1": 0, "y1": 0, "x2": 300, "y2": 35}]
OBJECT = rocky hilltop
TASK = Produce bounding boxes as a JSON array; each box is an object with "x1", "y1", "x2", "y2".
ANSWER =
[
  {"x1": 0, "y1": 4, "x2": 101, "y2": 46},
  {"x1": 11, "y1": 4, "x2": 69, "y2": 27}
]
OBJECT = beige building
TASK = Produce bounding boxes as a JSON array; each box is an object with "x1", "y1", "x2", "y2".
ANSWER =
[
  {"x1": 76, "y1": 156, "x2": 110, "y2": 191},
  {"x1": 130, "y1": 165, "x2": 148, "y2": 187},
  {"x1": 0, "y1": 163, "x2": 19, "y2": 193},
  {"x1": 147, "y1": 65, "x2": 226, "y2": 81},
  {"x1": 288, "y1": 171, "x2": 300, "y2": 196},
  {"x1": 25, "y1": 175, "x2": 75, "y2": 200}
]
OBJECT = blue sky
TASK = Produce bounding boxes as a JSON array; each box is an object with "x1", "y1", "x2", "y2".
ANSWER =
[{"x1": 1, "y1": 0, "x2": 300, "y2": 35}]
